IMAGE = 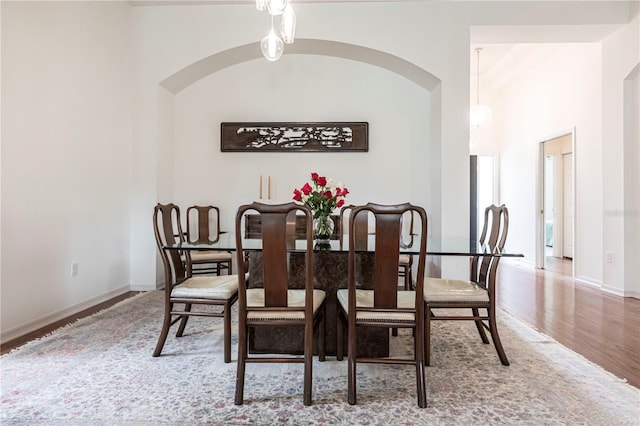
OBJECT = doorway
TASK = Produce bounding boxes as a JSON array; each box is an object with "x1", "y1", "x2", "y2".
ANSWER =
[{"x1": 538, "y1": 131, "x2": 575, "y2": 275}]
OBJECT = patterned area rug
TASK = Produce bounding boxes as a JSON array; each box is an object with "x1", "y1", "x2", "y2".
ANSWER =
[{"x1": 1, "y1": 290, "x2": 638, "y2": 425}]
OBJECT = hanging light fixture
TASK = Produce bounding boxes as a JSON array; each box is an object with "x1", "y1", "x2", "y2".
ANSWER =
[
  {"x1": 470, "y1": 47, "x2": 492, "y2": 127},
  {"x1": 256, "y1": 0, "x2": 295, "y2": 61}
]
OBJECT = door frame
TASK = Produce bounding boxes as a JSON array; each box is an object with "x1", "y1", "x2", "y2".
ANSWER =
[{"x1": 536, "y1": 127, "x2": 576, "y2": 276}]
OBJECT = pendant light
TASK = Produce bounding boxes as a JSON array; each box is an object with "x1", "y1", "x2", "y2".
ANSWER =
[
  {"x1": 256, "y1": 0, "x2": 295, "y2": 60},
  {"x1": 470, "y1": 47, "x2": 492, "y2": 127},
  {"x1": 280, "y1": 3, "x2": 296, "y2": 44},
  {"x1": 260, "y1": 16, "x2": 284, "y2": 62}
]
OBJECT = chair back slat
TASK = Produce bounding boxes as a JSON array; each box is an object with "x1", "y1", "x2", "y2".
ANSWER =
[
  {"x1": 261, "y1": 212, "x2": 290, "y2": 307},
  {"x1": 186, "y1": 205, "x2": 221, "y2": 244},
  {"x1": 473, "y1": 204, "x2": 509, "y2": 289},
  {"x1": 373, "y1": 213, "x2": 401, "y2": 309}
]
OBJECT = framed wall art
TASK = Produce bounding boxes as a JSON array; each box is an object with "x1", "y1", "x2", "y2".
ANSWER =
[{"x1": 220, "y1": 122, "x2": 368, "y2": 152}]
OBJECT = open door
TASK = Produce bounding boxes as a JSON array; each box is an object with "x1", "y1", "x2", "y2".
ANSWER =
[{"x1": 537, "y1": 130, "x2": 575, "y2": 273}]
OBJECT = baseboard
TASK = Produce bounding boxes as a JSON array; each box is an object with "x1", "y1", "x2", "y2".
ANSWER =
[{"x1": 0, "y1": 285, "x2": 131, "y2": 344}]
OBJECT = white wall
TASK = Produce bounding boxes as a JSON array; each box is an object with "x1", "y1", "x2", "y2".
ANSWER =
[
  {"x1": 171, "y1": 54, "x2": 432, "y2": 232},
  {"x1": 1, "y1": 2, "x2": 133, "y2": 341},
  {"x1": 491, "y1": 44, "x2": 603, "y2": 284},
  {"x1": 602, "y1": 14, "x2": 640, "y2": 296},
  {"x1": 130, "y1": 2, "x2": 473, "y2": 289}
]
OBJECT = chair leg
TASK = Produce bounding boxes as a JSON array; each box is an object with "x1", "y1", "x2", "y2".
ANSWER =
[
  {"x1": 347, "y1": 320, "x2": 357, "y2": 405},
  {"x1": 488, "y1": 307, "x2": 510, "y2": 366},
  {"x1": 336, "y1": 306, "x2": 344, "y2": 361},
  {"x1": 234, "y1": 323, "x2": 247, "y2": 405},
  {"x1": 223, "y1": 301, "x2": 232, "y2": 363},
  {"x1": 319, "y1": 303, "x2": 326, "y2": 362},
  {"x1": 472, "y1": 307, "x2": 490, "y2": 344},
  {"x1": 416, "y1": 358, "x2": 427, "y2": 408},
  {"x1": 303, "y1": 321, "x2": 313, "y2": 406},
  {"x1": 176, "y1": 304, "x2": 192, "y2": 337},
  {"x1": 152, "y1": 302, "x2": 173, "y2": 357},
  {"x1": 415, "y1": 321, "x2": 427, "y2": 408},
  {"x1": 424, "y1": 307, "x2": 431, "y2": 366}
]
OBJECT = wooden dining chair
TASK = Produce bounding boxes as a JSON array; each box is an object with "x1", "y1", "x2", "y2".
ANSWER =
[
  {"x1": 234, "y1": 202, "x2": 326, "y2": 406},
  {"x1": 184, "y1": 205, "x2": 233, "y2": 276},
  {"x1": 423, "y1": 204, "x2": 510, "y2": 366},
  {"x1": 152, "y1": 203, "x2": 239, "y2": 363},
  {"x1": 336, "y1": 202, "x2": 428, "y2": 408}
]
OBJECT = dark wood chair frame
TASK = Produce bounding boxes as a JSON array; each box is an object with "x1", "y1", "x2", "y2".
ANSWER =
[
  {"x1": 337, "y1": 202, "x2": 428, "y2": 408},
  {"x1": 185, "y1": 205, "x2": 232, "y2": 276},
  {"x1": 152, "y1": 203, "x2": 238, "y2": 362},
  {"x1": 424, "y1": 204, "x2": 510, "y2": 366},
  {"x1": 234, "y1": 202, "x2": 326, "y2": 406}
]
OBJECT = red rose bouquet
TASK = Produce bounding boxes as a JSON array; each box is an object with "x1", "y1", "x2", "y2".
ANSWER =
[{"x1": 292, "y1": 172, "x2": 349, "y2": 219}]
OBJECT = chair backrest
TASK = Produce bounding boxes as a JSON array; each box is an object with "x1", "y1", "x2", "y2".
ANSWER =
[
  {"x1": 348, "y1": 203, "x2": 428, "y2": 309},
  {"x1": 472, "y1": 204, "x2": 509, "y2": 291},
  {"x1": 153, "y1": 203, "x2": 188, "y2": 286},
  {"x1": 235, "y1": 202, "x2": 314, "y2": 309},
  {"x1": 186, "y1": 205, "x2": 222, "y2": 244}
]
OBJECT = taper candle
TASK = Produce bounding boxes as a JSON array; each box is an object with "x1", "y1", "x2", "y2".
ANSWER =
[
  {"x1": 268, "y1": 176, "x2": 271, "y2": 200},
  {"x1": 259, "y1": 175, "x2": 263, "y2": 200}
]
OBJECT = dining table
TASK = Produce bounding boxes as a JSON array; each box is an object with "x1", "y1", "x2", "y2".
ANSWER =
[{"x1": 164, "y1": 231, "x2": 524, "y2": 357}]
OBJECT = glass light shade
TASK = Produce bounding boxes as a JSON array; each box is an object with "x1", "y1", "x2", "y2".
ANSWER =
[
  {"x1": 256, "y1": 0, "x2": 267, "y2": 11},
  {"x1": 280, "y1": 4, "x2": 296, "y2": 44},
  {"x1": 266, "y1": 0, "x2": 288, "y2": 16},
  {"x1": 470, "y1": 104, "x2": 492, "y2": 127},
  {"x1": 261, "y1": 29, "x2": 284, "y2": 61}
]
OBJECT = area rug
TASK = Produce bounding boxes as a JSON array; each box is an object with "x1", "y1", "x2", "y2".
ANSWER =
[{"x1": 1, "y1": 291, "x2": 638, "y2": 425}]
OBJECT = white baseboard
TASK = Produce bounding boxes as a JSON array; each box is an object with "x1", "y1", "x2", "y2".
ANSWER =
[{"x1": 1, "y1": 285, "x2": 131, "y2": 345}]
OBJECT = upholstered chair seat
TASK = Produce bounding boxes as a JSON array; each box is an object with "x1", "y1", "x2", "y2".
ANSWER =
[
  {"x1": 171, "y1": 274, "x2": 245, "y2": 300},
  {"x1": 337, "y1": 289, "x2": 416, "y2": 323},
  {"x1": 246, "y1": 289, "x2": 326, "y2": 321},
  {"x1": 424, "y1": 278, "x2": 489, "y2": 303}
]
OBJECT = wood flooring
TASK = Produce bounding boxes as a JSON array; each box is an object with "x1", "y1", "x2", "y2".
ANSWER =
[
  {"x1": 497, "y1": 258, "x2": 640, "y2": 389},
  {"x1": 2, "y1": 261, "x2": 638, "y2": 390}
]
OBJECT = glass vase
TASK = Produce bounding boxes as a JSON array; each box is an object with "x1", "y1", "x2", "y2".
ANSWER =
[{"x1": 313, "y1": 214, "x2": 334, "y2": 243}]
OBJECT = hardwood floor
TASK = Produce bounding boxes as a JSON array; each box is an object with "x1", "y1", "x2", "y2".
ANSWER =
[
  {"x1": 2, "y1": 263, "x2": 639, "y2": 390},
  {"x1": 497, "y1": 258, "x2": 640, "y2": 389}
]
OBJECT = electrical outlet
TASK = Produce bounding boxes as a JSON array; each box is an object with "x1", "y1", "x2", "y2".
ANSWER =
[
  {"x1": 71, "y1": 262, "x2": 79, "y2": 277},
  {"x1": 604, "y1": 252, "x2": 612, "y2": 263}
]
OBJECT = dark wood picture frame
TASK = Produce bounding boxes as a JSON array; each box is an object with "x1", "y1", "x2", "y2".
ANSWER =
[{"x1": 221, "y1": 122, "x2": 368, "y2": 152}]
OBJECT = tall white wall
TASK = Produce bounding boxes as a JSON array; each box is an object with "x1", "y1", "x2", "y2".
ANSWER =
[
  {"x1": 1, "y1": 2, "x2": 133, "y2": 341},
  {"x1": 130, "y1": 2, "x2": 473, "y2": 288},
  {"x1": 602, "y1": 14, "x2": 640, "y2": 296},
  {"x1": 486, "y1": 44, "x2": 604, "y2": 284}
]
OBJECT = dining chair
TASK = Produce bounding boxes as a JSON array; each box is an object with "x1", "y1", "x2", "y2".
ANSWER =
[
  {"x1": 234, "y1": 202, "x2": 326, "y2": 406},
  {"x1": 423, "y1": 204, "x2": 510, "y2": 366},
  {"x1": 152, "y1": 203, "x2": 239, "y2": 363},
  {"x1": 336, "y1": 202, "x2": 428, "y2": 408},
  {"x1": 184, "y1": 205, "x2": 233, "y2": 276}
]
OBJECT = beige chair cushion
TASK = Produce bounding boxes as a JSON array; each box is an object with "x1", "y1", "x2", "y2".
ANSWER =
[
  {"x1": 182, "y1": 251, "x2": 232, "y2": 263},
  {"x1": 398, "y1": 254, "x2": 411, "y2": 265},
  {"x1": 246, "y1": 289, "x2": 326, "y2": 321},
  {"x1": 171, "y1": 274, "x2": 242, "y2": 300},
  {"x1": 336, "y1": 289, "x2": 417, "y2": 323},
  {"x1": 424, "y1": 278, "x2": 489, "y2": 303}
]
